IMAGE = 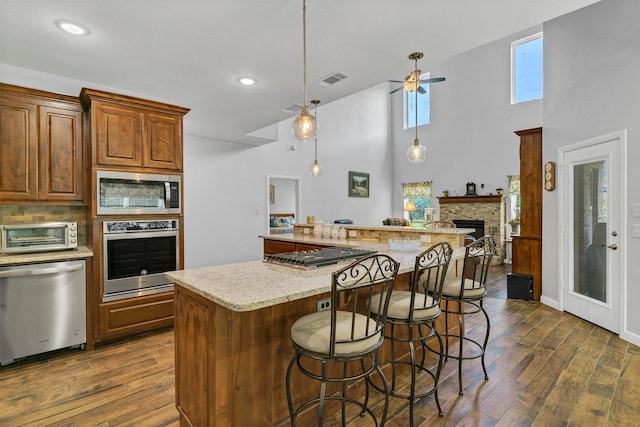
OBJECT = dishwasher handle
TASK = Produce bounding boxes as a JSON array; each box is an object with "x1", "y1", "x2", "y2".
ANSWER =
[{"x1": 0, "y1": 262, "x2": 83, "y2": 278}]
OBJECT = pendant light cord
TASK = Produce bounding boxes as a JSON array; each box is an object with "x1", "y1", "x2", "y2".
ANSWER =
[
  {"x1": 414, "y1": 58, "x2": 419, "y2": 142},
  {"x1": 303, "y1": 0, "x2": 308, "y2": 108}
]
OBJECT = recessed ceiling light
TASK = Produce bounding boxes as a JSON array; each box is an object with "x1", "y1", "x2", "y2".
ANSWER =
[
  {"x1": 237, "y1": 77, "x2": 257, "y2": 86},
  {"x1": 55, "y1": 19, "x2": 90, "y2": 36}
]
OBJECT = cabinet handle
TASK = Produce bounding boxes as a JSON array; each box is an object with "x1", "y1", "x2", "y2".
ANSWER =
[{"x1": 0, "y1": 263, "x2": 83, "y2": 278}]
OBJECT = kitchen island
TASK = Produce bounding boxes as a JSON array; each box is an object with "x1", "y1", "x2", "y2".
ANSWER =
[{"x1": 167, "y1": 238, "x2": 465, "y2": 426}]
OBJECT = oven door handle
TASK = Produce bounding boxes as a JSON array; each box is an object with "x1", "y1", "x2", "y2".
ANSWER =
[
  {"x1": 104, "y1": 230, "x2": 178, "y2": 240},
  {"x1": 0, "y1": 262, "x2": 83, "y2": 278}
]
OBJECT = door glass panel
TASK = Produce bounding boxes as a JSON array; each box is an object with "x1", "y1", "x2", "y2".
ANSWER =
[{"x1": 573, "y1": 160, "x2": 607, "y2": 302}]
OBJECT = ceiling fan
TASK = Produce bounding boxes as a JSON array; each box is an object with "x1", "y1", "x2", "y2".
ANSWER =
[{"x1": 389, "y1": 52, "x2": 445, "y2": 94}]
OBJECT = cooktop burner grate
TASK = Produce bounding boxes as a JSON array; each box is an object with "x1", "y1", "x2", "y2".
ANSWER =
[{"x1": 265, "y1": 247, "x2": 377, "y2": 269}]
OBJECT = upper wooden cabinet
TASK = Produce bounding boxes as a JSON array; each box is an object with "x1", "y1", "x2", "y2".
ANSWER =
[
  {"x1": 0, "y1": 84, "x2": 84, "y2": 203},
  {"x1": 80, "y1": 88, "x2": 189, "y2": 172}
]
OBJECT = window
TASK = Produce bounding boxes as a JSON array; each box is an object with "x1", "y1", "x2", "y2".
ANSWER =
[
  {"x1": 402, "y1": 181, "x2": 432, "y2": 225},
  {"x1": 404, "y1": 73, "x2": 431, "y2": 129},
  {"x1": 507, "y1": 175, "x2": 521, "y2": 235},
  {"x1": 511, "y1": 33, "x2": 543, "y2": 104}
]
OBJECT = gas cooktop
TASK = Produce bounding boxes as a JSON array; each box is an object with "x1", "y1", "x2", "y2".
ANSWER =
[{"x1": 265, "y1": 247, "x2": 377, "y2": 269}]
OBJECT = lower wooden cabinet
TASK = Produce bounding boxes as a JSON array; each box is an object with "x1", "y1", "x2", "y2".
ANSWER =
[
  {"x1": 95, "y1": 292, "x2": 174, "y2": 344},
  {"x1": 263, "y1": 238, "x2": 329, "y2": 258}
]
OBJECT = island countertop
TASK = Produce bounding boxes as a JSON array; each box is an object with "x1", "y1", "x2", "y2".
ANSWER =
[{"x1": 165, "y1": 239, "x2": 464, "y2": 312}]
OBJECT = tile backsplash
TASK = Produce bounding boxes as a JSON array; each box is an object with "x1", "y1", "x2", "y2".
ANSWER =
[{"x1": 0, "y1": 206, "x2": 88, "y2": 246}]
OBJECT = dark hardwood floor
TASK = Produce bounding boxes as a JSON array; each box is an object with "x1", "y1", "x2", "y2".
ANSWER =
[{"x1": 1, "y1": 265, "x2": 639, "y2": 426}]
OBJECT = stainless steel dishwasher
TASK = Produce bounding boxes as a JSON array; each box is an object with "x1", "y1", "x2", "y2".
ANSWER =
[{"x1": 0, "y1": 259, "x2": 86, "y2": 366}]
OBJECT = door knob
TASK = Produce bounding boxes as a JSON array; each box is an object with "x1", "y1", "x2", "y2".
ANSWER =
[{"x1": 607, "y1": 244, "x2": 618, "y2": 250}]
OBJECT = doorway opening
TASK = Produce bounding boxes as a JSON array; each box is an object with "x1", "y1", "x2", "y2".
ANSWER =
[{"x1": 266, "y1": 175, "x2": 301, "y2": 235}]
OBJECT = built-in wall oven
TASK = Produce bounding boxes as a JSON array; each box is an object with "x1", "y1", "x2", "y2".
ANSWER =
[{"x1": 102, "y1": 219, "x2": 179, "y2": 302}]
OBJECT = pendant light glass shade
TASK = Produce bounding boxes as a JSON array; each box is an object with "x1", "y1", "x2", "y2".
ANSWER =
[
  {"x1": 310, "y1": 160, "x2": 323, "y2": 176},
  {"x1": 292, "y1": 106, "x2": 318, "y2": 141},
  {"x1": 407, "y1": 138, "x2": 427, "y2": 162},
  {"x1": 291, "y1": 0, "x2": 318, "y2": 141}
]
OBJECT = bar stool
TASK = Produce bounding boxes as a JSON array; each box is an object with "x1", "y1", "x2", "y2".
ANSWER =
[
  {"x1": 369, "y1": 241, "x2": 453, "y2": 426},
  {"x1": 441, "y1": 235, "x2": 496, "y2": 395},
  {"x1": 285, "y1": 254, "x2": 400, "y2": 426}
]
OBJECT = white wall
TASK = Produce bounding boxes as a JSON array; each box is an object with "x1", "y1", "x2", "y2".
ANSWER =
[
  {"x1": 390, "y1": 28, "x2": 543, "y2": 218},
  {"x1": 270, "y1": 178, "x2": 296, "y2": 215},
  {"x1": 183, "y1": 83, "x2": 394, "y2": 268},
  {"x1": 542, "y1": 0, "x2": 640, "y2": 344}
]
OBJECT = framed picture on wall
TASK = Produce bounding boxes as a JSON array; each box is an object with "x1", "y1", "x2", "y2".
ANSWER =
[{"x1": 348, "y1": 171, "x2": 369, "y2": 198}]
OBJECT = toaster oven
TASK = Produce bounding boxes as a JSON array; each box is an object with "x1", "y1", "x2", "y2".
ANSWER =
[{"x1": 0, "y1": 222, "x2": 78, "y2": 254}]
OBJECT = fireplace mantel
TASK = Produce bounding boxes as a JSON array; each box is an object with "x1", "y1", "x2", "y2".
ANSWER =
[{"x1": 438, "y1": 195, "x2": 505, "y2": 204}]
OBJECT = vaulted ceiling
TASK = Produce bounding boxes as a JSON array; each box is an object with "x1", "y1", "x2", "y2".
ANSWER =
[{"x1": 0, "y1": 0, "x2": 600, "y2": 143}]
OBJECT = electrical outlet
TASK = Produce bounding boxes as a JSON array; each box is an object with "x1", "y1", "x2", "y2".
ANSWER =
[{"x1": 316, "y1": 297, "x2": 331, "y2": 312}]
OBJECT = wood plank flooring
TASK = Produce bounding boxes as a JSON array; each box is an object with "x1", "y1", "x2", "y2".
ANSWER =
[{"x1": 1, "y1": 265, "x2": 639, "y2": 426}]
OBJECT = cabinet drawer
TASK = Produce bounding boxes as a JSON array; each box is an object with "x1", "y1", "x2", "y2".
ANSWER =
[{"x1": 96, "y1": 292, "x2": 174, "y2": 343}]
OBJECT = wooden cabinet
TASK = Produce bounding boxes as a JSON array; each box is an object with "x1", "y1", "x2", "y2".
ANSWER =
[
  {"x1": 263, "y1": 238, "x2": 329, "y2": 258},
  {"x1": 512, "y1": 127, "x2": 543, "y2": 300},
  {"x1": 0, "y1": 84, "x2": 84, "y2": 203},
  {"x1": 95, "y1": 292, "x2": 175, "y2": 343},
  {"x1": 80, "y1": 88, "x2": 189, "y2": 172}
]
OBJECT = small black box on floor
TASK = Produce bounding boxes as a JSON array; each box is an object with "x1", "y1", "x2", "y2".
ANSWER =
[{"x1": 507, "y1": 273, "x2": 533, "y2": 301}]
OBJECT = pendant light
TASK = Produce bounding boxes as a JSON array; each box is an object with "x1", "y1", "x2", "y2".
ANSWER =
[
  {"x1": 309, "y1": 99, "x2": 323, "y2": 176},
  {"x1": 291, "y1": 0, "x2": 318, "y2": 141},
  {"x1": 406, "y1": 83, "x2": 426, "y2": 162},
  {"x1": 406, "y1": 52, "x2": 427, "y2": 162}
]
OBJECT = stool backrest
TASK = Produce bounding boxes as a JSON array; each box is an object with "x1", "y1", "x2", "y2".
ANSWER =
[
  {"x1": 330, "y1": 254, "x2": 400, "y2": 357},
  {"x1": 458, "y1": 235, "x2": 496, "y2": 298},
  {"x1": 411, "y1": 241, "x2": 453, "y2": 319}
]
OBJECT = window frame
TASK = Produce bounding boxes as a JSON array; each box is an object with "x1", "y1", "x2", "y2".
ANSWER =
[{"x1": 511, "y1": 32, "x2": 543, "y2": 105}]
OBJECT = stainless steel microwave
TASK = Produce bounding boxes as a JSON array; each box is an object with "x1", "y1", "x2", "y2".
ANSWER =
[{"x1": 96, "y1": 170, "x2": 181, "y2": 215}]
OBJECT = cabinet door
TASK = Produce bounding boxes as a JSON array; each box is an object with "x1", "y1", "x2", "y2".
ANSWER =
[
  {"x1": 39, "y1": 105, "x2": 84, "y2": 201},
  {"x1": 144, "y1": 113, "x2": 183, "y2": 170},
  {"x1": 0, "y1": 96, "x2": 38, "y2": 201},
  {"x1": 94, "y1": 101, "x2": 143, "y2": 167}
]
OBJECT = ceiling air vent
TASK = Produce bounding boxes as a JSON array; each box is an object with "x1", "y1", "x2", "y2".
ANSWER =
[
  {"x1": 317, "y1": 72, "x2": 349, "y2": 87},
  {"x1": 283, "y1": 103, "x2": 303, "y2": 114}
]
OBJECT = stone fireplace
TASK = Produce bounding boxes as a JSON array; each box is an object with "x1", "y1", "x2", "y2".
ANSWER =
[{"x1": 437, "y1": 195, "x2": 505, "y2": 262}]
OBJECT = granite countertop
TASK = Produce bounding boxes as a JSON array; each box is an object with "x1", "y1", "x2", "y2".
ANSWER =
[
  {"x1": 166, "y1": 240, "x2": 465, "y2": 313},
  {"x1": 0, "y1": 246, "x2": 93, "y2": 266},
  {"x1": 293, "y1": 223, "x2": 474, "y2": 235}
]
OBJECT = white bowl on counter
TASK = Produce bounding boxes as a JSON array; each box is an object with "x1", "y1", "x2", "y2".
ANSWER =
[{"x1": 387, "y1": 238, "x2": 421, "y2": 252}]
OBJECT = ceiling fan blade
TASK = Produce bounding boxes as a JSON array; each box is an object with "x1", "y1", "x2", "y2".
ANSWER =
[
  {"x1": 417, "y1": 85, "x2": 426, "y2": 94},
  {"x1": 419, "y1": 77, "x2": 446, "y2": 84},
  {"x1": 388, "y1": 86, "x2": 403, "y2": 94},
  {"x1": 388, "y1": 80, "x2": 404, "y2": 83}
]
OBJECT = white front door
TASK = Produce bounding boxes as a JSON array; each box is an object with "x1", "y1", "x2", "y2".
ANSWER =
[{"x1": 560, "y1": 133, "x2": 623, "y2": 333}]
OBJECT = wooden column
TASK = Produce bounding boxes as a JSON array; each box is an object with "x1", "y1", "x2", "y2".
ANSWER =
[{"x1": 512, "y1": 127, "x2": 543, "y2": 300}]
